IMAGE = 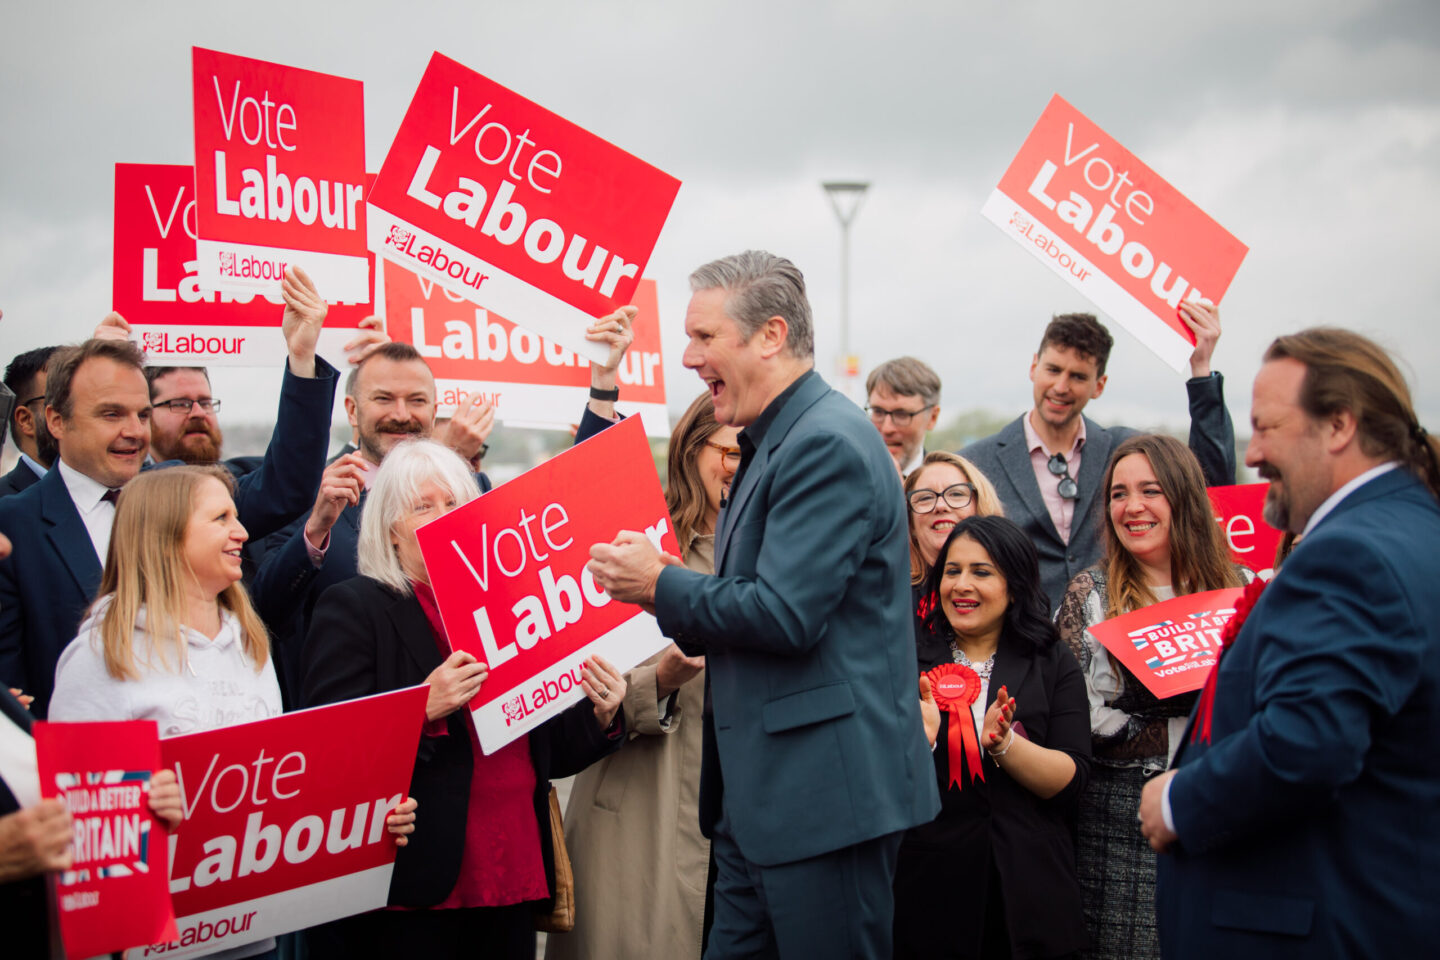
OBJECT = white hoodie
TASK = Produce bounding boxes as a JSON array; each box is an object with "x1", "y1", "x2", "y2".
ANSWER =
[{"x1": 50, "y1": 601, "x2": 281, "y2": 736}]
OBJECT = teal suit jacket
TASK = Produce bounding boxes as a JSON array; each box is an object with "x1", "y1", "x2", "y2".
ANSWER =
[{"x1": 654, "y1": 370, "x2": 941, "y2": 867}]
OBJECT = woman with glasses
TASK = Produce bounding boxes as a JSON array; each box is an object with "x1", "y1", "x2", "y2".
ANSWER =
[
  {"x1": 1053, "y1": 435, "x2": 1248, "y2": 960},
  {"x1": 547, "y1": 390, "x2": 738, "y2": 960},
  {"x1": 904, "y1": 452, "x2": 1005, "y2": 588}
]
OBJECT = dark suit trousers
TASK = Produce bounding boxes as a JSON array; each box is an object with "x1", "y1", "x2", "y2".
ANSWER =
[{"x1": 707, "y1": 806, "x2": 903, "y2": 960}]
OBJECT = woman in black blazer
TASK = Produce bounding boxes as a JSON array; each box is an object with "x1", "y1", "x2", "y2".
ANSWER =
[
  {"x1": 299, "y1": 439, "x2": 625, "y2": 960},
  {"x1": 895, "y1": 516, "x2": 1091, "y2": 960}
]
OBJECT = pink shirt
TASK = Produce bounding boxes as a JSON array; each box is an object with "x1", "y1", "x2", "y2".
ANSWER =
[{"x1": 1023, "y1": 412, "x2": 1086, "y2": 544}]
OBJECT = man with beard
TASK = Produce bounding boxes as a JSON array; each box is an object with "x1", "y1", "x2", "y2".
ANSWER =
[
  {"x1": 1141, "y1": 328, "x2": 1440, "y2": 958},
  {"x1": 0, "y1": 345, "x2": 59, "y2": 497},
  {"x1": 960, "y1": 304, "x2": 1236, "y2": 611},
  {"x1": 0, "y1": 267, "x2": 337, "y2": 716},
  {"x1": 250, "y1": 341, "x2": 495, "y2": 703}
]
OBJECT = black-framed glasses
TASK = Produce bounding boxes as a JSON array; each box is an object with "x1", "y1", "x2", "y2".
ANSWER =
[
  {"x1": 1048, "y1": 453, "x2": 1079, "y2": 500},
  {"x1": 908, "y1": 482, "x2": 976, "y2": 514},
  {"x1": 19, "y1": 394, "x2": 45, "y2": 408},
  {"x1": 154, "y1": 398, "x2": 222, "y2": 415},
  {"x1": 704, "y1": 440, "x2": 742, "y2": 469},
  {"x1": 866, "y1": 404, "x2": 933, "y2": 428}
]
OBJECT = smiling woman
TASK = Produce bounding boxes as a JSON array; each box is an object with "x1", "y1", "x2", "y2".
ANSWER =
[{"x1": 1054, "y1": 434, "x2": 1247, "y2": 959}]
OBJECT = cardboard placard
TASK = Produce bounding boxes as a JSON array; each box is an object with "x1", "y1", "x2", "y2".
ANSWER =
[
  {"x1": 983, "y1": 95, "x2": 1248, "y2": 372},
  {"x1": 1087, "y1": 587, "x2": 1245, "y2": 698},
  {"x1": 383, "y1": 259, "x2": 669, "y2": 435},
  {"x1": 130, "y1": 686, "x2": 428, "y2": 959},
  {"x1": 416, "y1": 415, "x2": 676, "y2": 754},
  {"x1": 1208, "y1": 483, "x2": 1283, "y2": 581},
  {"x1": 191, "y1": 48, "x2": 369, "y2": 302},
  {"x1": 368, "y1": 52, "x2": 681, "y2": 364},
  {"x1": 113, "y1": 163, "x2": 375, "y2": 367},
  {"x1": 34, "y1": 720, "x2": 178, "y2": 958}
]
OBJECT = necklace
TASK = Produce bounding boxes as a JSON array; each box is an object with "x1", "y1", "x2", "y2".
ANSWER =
[{"x1": 950, "y1": 641, "x2": 995, "y2": 682}]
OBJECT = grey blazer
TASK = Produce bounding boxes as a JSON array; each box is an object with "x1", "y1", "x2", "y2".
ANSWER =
[
  {"x1": 961, "y1": 373, "x2": 1236, "y2": 611},
  {"x1": 654, "y1": 370, "x2": 941, "y2": 868}
]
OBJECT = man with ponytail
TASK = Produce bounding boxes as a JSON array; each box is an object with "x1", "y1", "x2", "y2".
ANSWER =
[{"x1": 1141, "y1": 327, "x2": 1440, "y2": 958}]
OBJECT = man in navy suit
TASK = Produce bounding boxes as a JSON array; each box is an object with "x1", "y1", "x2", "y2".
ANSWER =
[
  {"x1": 0, "y1": 346, "x2": 59, "y2": 498},
  {"x1": 1141, "y1": 328, "x2": 1440, "y2": 957},
  {"x1": 960, "y1": 304, "x2": 1235, "y2": 611},
  {"x1": 251, "y1": 341, "x2": 494, "y2": 703},
  {"x1": 0, "y1": 266, "x2": 338, "y2": 717},
  {"x1": 589, "y1": 251, "x2": 940, "y2": 958}
]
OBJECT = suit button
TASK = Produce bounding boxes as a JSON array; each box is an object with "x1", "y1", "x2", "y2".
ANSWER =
[{"x1": 1068, "y1": 555, "x2": 1076, "y2": 562}]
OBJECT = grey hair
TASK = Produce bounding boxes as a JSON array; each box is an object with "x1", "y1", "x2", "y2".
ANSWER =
[
  {"x1": 688, "y1": 251, "x2": 814, "y2": 360},
  {"x1": 358, "y1": 438, "x2": 482, "y2": 596},
  {"x1": 865, "y1": 357, "x2": 942, "y2": 407}
]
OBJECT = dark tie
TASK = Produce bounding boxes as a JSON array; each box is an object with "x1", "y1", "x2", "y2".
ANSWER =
[{"x1": 101, "y1": 488, "x2": 121, "y2": 506}]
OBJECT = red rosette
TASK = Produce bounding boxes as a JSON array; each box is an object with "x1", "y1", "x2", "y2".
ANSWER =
[
  {"x1": 1192, "y1": 578, "x2": 1268, "y2": 745},
  {"x1": 925, "y1": 662, "x2": 985, "y2": 790}
]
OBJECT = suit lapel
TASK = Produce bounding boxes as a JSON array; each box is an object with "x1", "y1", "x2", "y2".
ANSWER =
[
  {"x1": 1068, "y1": 418, "x2": 1112, "y2": 545},
  {"x1": 994, "y1": 417, "x2": 1063, "y2": 543},
  {"x1": 714, "y1": 374, "x2": 830, "y2": 572},
  {"x1": 39, "y1": 470, "x2": 102, "y2": 598},
  {"x1": 386, "y1": 593, "x2": 443, "y2": 678}
]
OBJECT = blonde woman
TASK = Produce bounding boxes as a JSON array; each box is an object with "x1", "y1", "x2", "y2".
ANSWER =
[{"x1": 50, "y1": 466, "x2": 416, "y2": 959}]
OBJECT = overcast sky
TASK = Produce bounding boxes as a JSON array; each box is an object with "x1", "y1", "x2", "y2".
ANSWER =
[{"x1": 3, "y1": 0, "x2": 1437, "y2": 439}]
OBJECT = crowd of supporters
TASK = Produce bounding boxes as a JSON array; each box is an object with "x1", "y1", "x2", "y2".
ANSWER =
[{"x1": 2, "y1": 252, "x2": 1437, "y2": 960}]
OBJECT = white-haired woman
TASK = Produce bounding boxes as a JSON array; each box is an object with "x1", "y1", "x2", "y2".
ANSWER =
[{"x1": 299, "y1": 439, "x2": 626, "y2": 960}]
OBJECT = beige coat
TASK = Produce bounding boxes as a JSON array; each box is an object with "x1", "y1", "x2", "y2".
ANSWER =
[{"x1": 545, "y1": 536, "x2": 713, "y2": 960}]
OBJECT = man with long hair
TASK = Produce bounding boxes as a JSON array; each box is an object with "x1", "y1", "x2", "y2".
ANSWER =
[{"x1": 1141, "y1": 328, "x2": 1440, "y2": 957}]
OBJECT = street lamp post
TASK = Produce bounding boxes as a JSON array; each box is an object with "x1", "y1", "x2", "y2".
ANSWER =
[{"x1": 822, "y1": 180, "x2": 870, "y2": 403}]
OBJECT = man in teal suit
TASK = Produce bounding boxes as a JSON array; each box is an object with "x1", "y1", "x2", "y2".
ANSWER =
[
  {"x1": 1141, "y1": 328, "x2": 1440, "y2": 957},
  {"x1": 590, "y1": 251, "x2": 940, "y2": 958}
]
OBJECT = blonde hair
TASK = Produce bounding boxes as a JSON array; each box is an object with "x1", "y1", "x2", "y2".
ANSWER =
[
  {"x1": 904, "y1": 451, "x2": 1004, "y2": 584},
  {"x1": 94, "y1": 465, "x2": 269, "y2": 680},
  {"x1": 359, "y1": 439, "x2": 481, "y2": 595}
]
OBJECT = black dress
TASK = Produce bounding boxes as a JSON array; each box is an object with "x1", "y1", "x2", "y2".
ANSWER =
[{"x1": 894, "y1": 588, "x2": 1092, "y2": 959}]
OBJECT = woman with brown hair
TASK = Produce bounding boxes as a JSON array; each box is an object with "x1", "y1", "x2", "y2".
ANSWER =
[
  {"x1": 547, "y1": 390, "x2": 738, "y2": 960},
  {"x1": 1053, "y1": 434, "x2": 1248, "y2": 959}
]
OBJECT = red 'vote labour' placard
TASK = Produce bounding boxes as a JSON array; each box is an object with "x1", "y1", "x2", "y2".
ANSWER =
[
  {"x1": 383, "y1": 260, "x2": 670, "y2": 435},
  {"x1": 417, "y1": 415, "x2": 677, "y2": 754},
  {"x1": 368, "y1": 52, "x2": 681, "y2": 365},
  {"x1": 1088, "y1": 587, "x2": 1246, "y2": 699},
  {"x1": 34, "y1": 720, "x2": 178, "y2": 959},
  {"x1": 191, "y1": 48, "x2": 370, "y2": 302},
  {"x1": 1207, "y1": 483, "x2": 1283, "y2": 581},
  {"x1": 114, "y1": 163, "x2": 374, "y2": 367},
  {"x1": 128, "y1": 686, "x2": 427, "y2": 960},
  {"x1": 982, "y1": 95, "x2": 1248, "y2": 372}
]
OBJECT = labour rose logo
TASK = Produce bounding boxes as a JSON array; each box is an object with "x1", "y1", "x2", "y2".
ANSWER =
[
  {"x1": 218, "y1": 251, "x2": 237, "y2": 276},
  {"x1": 141, "y1": 331, "x2": 166, "y2": 353},
  {"x1": 501, "y1": 695, "x2": 525, "y2": 727},
  {"x1": 1010, "y1": 211, "x2": 1032, "y2": 234},
  {"x1": 387, "y1": 225, "x2": 412, "y2": 248}
]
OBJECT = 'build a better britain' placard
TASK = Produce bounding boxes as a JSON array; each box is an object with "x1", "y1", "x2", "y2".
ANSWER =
[{"x1": 983, "y1": 95, "x2": 1248, "y2": 372}]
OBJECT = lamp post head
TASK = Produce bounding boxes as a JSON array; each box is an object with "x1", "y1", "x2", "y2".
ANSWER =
[{"x1": 822, "y1": 181, "x2": 870, "y2": 227}]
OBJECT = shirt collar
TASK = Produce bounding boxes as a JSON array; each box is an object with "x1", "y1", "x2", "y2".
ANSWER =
[
  {"x1": 1022, "y1": 409, "x2": 1086, "y2": 459},
  {"x1": 1301, "y1": 461, "x2": 1401, "y2": 537},
  {"x1": 738, "y1": 369, "x2": 817, "y2": 457},
  {"x1": 901, "y1": 447, "x2": 927, "y2": 477},
  {"x1": 56, "y1": 458, "x2": 117, "y2": 515},
  {"x1": 18, "y1": 452, "x2": 46, "y2": 479}
]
